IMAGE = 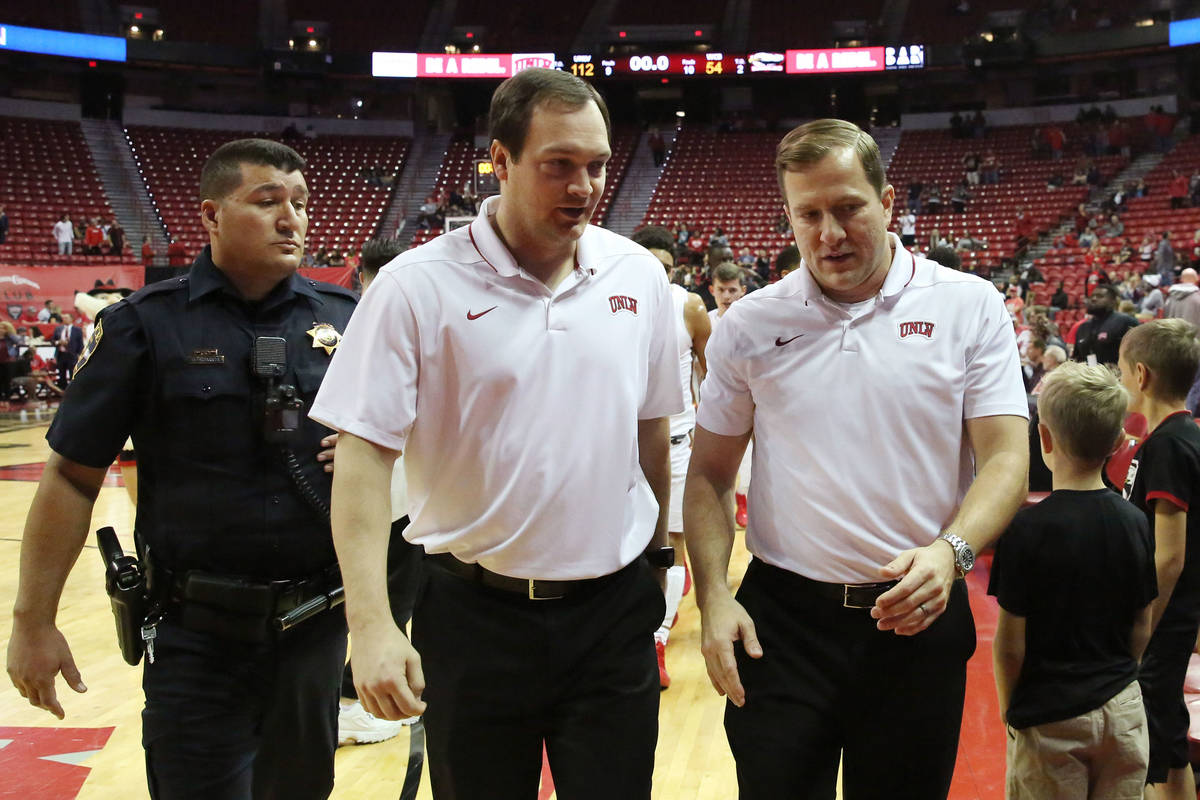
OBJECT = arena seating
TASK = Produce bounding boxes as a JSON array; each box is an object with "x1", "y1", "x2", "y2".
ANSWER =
[
  {"x1": 410, "y1": 128, "x2": 637, "y2": 248},
  {"x1": 641, "y1": 127, "x2": 793, "y2": 258},
  {"x1": 889, "y1": 123, "x2": 1127, "y2": 276},
  {"x1": 0, "y1": 116, "x2": 133, "y2": 266},
  {"x1": 126, "y1": 126, "x2": 409, "y2": 262},
  {"x1": 748, "y1": 0, "x2": 883, "y2": 50}
]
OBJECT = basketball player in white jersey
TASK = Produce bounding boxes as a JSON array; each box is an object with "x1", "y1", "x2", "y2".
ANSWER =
[
  {"x1": 632, "y1": 225, "x2": 710, "y2": 688},
  {"x1": 707, "y1": 261, "x2": 751, "y2": 526}
]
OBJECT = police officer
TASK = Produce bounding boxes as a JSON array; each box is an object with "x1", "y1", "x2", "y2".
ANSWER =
[{"x1": 7, "y1": 138, "x2": 356, "y2": 800}]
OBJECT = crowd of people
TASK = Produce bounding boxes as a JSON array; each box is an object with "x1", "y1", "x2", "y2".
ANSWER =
[{"x1": 50, "y1": 213, "x2": 127, "y2": 256}]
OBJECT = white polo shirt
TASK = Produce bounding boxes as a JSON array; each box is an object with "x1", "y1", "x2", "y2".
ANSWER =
[
  {"x1": 310, "y1": 196, "x2": 684, "y2": 580},
  {"x1": 697, "y1": 233, "x2": 1027, "y2": 583}
]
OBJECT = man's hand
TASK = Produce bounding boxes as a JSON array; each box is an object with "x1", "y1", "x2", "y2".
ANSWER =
[
  {"x1": 7, "y1": 621, "x2": 87, "y2": 720},
  {"x1": 317, "y1": 433, "x2": 338, "y2": 473},
  {"x1": 699, "y1": 592, "x2": 762, "y2": 707},
  {"x1": 872, "y1": 539, "x2": 957, "y2": 636},
  {"x1": 351, "y1": 624, "x2": 427, "y2": 720}
]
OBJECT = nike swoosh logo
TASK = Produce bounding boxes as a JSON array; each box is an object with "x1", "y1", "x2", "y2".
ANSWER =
[
  {"x1": 775, "y1": 334, "x2": 804, "y2": 346},
  {"x1": 467, "y1": 306, "x2": 498, "y2": 321}
]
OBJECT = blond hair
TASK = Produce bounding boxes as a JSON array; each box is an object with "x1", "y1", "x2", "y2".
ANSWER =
[
  {"x1": 775, "y1": 119, "x2": 886, "y2": 200},
  {"x1": 1120, "y1": 318, "x2": 1200, "y2": 401},
  {"x1": 1037, "y1": 361, "x2": 1128, "y2": 465}
]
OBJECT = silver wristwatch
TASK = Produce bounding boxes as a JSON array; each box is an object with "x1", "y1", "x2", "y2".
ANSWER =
[{"x1": 937, "y1": 532, "x2": 975, "y2": 578}]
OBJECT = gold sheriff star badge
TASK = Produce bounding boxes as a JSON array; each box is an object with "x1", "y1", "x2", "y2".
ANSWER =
[{"x1": 306, "y1": 323, "x2": 343, "y2": 355}]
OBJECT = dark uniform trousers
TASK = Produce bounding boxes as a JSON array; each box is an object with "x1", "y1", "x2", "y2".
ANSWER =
[
  {"x1": 143, "y1": 609, "x2": 347, "y2": 800},
  {"x1": 413, "y1": 556, "x2": 664, "y2": 800},
  {"x1": 725, "y1": 559, "x2": 976, "y2": 800}
]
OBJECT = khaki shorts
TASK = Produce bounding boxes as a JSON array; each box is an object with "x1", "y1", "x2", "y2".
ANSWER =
[{"x1": 1006, "y1": 680, "x2": 1148, "y2": 800}]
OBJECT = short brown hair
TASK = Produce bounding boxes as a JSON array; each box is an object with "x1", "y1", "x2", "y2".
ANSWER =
[
  {"x1": 199, "y1": 138, "x2": 306, "y2": 201},
  {"x1": 489, "y1": 68, "x2": 611, "y2": 161},
  {"x1": 1120, "y1": 318, "x2": 1200, "y2": 401},
  {"x1": 712, "y1": 262, "x2": 742, "y2": 284},
  {"x1": 776, "y1": 119, "x2": 886, "y2": 199},
  {"x1": 1037, "y1": 361, "x2": 1128, "y2": 465}
]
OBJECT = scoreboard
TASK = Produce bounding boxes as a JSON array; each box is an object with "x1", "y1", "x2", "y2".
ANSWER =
[{"x1": 374, "y1": 45, "x2": 925, "y2": 79}]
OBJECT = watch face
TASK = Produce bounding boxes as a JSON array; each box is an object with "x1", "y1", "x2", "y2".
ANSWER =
[{"x1": 959, "y1": 545, "x2": 975, "y2": 573}]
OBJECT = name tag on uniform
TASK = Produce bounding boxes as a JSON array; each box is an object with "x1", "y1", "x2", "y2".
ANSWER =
[{"x1": 187, "y1": 348, "x2": 226, "y2": 365}]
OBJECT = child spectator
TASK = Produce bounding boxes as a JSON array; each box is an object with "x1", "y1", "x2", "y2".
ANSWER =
[
  {"x1": 991, "y1": 361, "x2": 1156, "y2": 799},
  {"x1": 1118, "y1": 318, "x2": 1200, "y2": 800}
]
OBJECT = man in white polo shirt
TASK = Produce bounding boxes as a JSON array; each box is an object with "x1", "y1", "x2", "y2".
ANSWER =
[
  {"x1": 685, "y1": 119, "x2": 1029, "y2": 798},
  {"x1": 309, "y1": 68, "x2": 682, "y2": 800}
]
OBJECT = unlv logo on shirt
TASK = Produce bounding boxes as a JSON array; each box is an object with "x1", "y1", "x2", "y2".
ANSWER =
[
  {"x1": 609, "y1": 295, "x2": 639, "y2": 315},
  {"x1": 898, "y1": 320, "x2": 935, "y2": 339}
]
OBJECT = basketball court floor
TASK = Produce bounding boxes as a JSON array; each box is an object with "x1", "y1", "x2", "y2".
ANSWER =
[{"x1": 0, "y1": 410, "x2": 1007, "y2": 799}]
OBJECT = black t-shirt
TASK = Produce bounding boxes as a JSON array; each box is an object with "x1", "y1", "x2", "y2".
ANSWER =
[
  {"x1": 989, "y1": 489, "x2": 1156, "y2": 729},
  {"x1": 1123, "y1": 410, "x2": 1200, "y2": 629},
  {"x1": 1072, "y1": 311, "x2": 1138, "y2": 366}
]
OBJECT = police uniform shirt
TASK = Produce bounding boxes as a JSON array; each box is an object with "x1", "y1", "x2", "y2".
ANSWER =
[
  {"x1": 310, "y1": 195, "x2": 685, "y2": 581},
  {"x1": 46, "y1": 246, "x2": 357, "y2": 580},
  {"x1": 697, "y1": 233, "x2": 1029, "y2": 584}
]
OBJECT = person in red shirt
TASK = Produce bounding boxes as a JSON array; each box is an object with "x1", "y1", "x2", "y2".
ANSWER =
[
  {"x1": 141, "y1": 235, "x2": 155, "y2": 267},
  {"x1": 83, "y1": 218, "x2": 105, "y2": 254},
  {"x1": 166, "y1": 237, "x2": 189, "y2": 267},
  {"x1": 1170, "y1": 171, "x2": 1189, "y2": 210}
]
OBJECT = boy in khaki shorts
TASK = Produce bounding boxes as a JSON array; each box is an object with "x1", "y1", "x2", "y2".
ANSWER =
[{"x1": 991, "y1": 361, "x2": 1157, "y2": 799}]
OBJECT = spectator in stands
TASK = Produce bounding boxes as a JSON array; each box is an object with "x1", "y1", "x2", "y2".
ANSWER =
[
  {"x1": 51, "y1": 313, "x2": 84, "y2": 389},
  {"x1": 1050, "y1": 281, "x2": 1070, "y2": 313},
  {"x1": 981, "y1": 150, "x2": 1000, "y2": 184},
  {"x1": 0, "y1": 206, "x2": 8, "y2": 244},
  {"x1": 37, "y1": 301, "x2": 54, "y2": 324},
  {"x1": 1071, "y1": 160, "x2": 1089, "y2": 186},
  {"x1": 1045, "y1": 124, "x2": 1067, "y2": 159},
  {"x1": 1021, "y1": 338, "x2": 1047, "y2": 392},
  {"x1": 926, "y1": 245, "x2": 961, "y2": 271},
  {"x1": 1086, "y1": 160, "x2": 1101, "y2": 188},
  {"x1": 1040, "y1": 344, "x2": 1067, "y2": 378},
  {"x1": 1170, "y1": 170, "x2": 1189, "y2": 209},
  {"x1": 1192, "y1": 229, "x2": 1200, "y2": 269},
  {"x1": 956, "y1": 231, "x2": 986, "y2": 251},
  {"x1": 1165, "y1": 268, "x2": 1200, "y2": 328},
  {"x1": 1141, "y1": 274, "x2": 1165, "y2": 316},
  {"x1": 83, "y1": 218, "x2": 105, "y2": 255},
  {"x1": 52, "y1": 214, "x2": 74, "y2": 255},
  {"x1": 949, "y1": 111, "x2": 965, "y2": 139},
  {"x1": 416, "y1": 196, "x2": 440, "y2": 230},
  {"x1": 925, "y1": 185, "x2": 943, "y2": 215},
  {"x1": 1103, "y1": 214, "x2": 1124, "y2": 239},
  {"x1": 1140, "y1": 233, "x2": 1157, "y2": 262},
  {"x1": 950, "y1": 183, "x2": 971, "y2": 214},
  {"x1": 1108, "y1": 183, "x2": 1127, "y2": 214},
  {"x1": 1114, "y1": 242, "x2": 1135, "y2": 266},
  {"x1": 970, "y1": 110, "x2": 987, "y2": 138},
  {"x1": 1074, "y1": 203, "x2": 1091, "y2": 235},
  {"x1": 773, "y1": 213, "x2": 790, "y2": 235},
  {"x1": 1073, "y1": 284, "x2": 1137, "y2": 365},
  {"x1": 1134, "y1": 178, "x2": 1149, "y2": 198},
  {"x1": 108, "y1": 219, "x2": 125, "y2": 256},
  {"x1": 461, "y1": 183, "x2": 478, "y2": 215},
  {"x1": 141, "y1": 235, "x2": 155, "y2": 267},
  {"x1": 648, "y1": 128, "x2": 666, "y2": 168},
  {"x1": 991, "y1": 361, "x2": 1154, "y2": 800},
  {"x1": 1016, "y1": 207, "x2": 1038, "y2": 255},
  {"x1": 1078, "y1": 228, "x2": 1099, "y2": 249},
  {"x1": 328, "y1": 250, "x2": 345, "y2": 268},
  {"x1": 898, "y1": 208, "x2": 917, "y2": 248},
  {"x1": 1190, "y1": 170, "x2": 1200, "y2": 208},
  {"x1": 1006, "y1": 285, "x2": 1026, "y2": 318},
  {"x1": 166, "y1": 236, "x2": 189, "y2": 267},
  {"x1": 907, "y1": 180, "x2": 923, "y2": 214},
  {"x1": 709, "y1": 227, "x2": 729, "y2": 247},
  {"x1": 1156, "y1": 232, "x2": 1177, "y2": 287},
  {"x1": 928, "y1": 227, "x2": 949, "y2": 251},
  {"x1": 1045, "y1": 171, "x2": 1064, "y2": 191},
  {"x1": 962, "y1": 151, "x2": 980, "y2": 185}
]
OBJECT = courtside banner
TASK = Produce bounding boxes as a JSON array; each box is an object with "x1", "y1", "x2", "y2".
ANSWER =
[{"x1": 0, "y1": 266, "x2": 144, "y2": 322}]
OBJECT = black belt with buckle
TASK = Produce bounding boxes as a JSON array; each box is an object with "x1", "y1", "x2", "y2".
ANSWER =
[
  {"x1": 426, "y1": 552, "x2": 631, "y2": 600},
  {"x1": 789, "y1": 568, "x2": 897, "y2": 609}
]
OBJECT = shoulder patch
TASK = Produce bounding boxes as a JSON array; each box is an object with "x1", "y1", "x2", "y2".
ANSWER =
[{"x1": 73, "y1": 318, "x2": 103, "y2": 378}]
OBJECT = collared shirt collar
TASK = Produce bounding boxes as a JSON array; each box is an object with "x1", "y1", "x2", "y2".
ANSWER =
[
  {"x1": 467, "y1": 195, "x2": 592, "y2": 281},
  {"x1": 187, "y1": 245, "x2": 324, "y2": 309},
  {"x1": 795, "y1": 231, "x2": 915, "y2": 303}
]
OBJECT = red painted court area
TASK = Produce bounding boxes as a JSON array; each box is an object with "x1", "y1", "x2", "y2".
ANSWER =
[{"x1": 0, "y1": 727, "x2": 114, "y2": 800}]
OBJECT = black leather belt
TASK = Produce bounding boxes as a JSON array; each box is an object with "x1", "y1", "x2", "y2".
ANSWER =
[
  {"x1": 786, "y1": 566, "x2": 897, "y2": 609},
  {"x1": 426, "y1": 552, "x2": 632, "y2": 600}
]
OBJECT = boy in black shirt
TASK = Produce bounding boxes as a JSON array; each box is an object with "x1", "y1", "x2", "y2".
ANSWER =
[
  {"x1": 1118, "y1": 318, "x2": 1200, "y2": 800},
  {"x1": 991, "y1": 361, "x2": 1156, "y2": 799}
]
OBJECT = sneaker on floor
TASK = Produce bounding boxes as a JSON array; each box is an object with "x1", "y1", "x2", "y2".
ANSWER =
[
  {"x1": 337, "y1": 701, "x2": 415, "y2": 746},
  {"x1": 656, "y1": 640, "x2": 671, "y2": 690},
  {"x1": 735, "y1": 492, "x2": 748, "y2": 529}
]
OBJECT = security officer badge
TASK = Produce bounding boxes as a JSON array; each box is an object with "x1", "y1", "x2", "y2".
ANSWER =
[
  {"x1": 73, "y1": 318, "x2": 103, "y2": 377},
  {"x1": 306, "y1": 323, "x2": 343, "y2": 356}
]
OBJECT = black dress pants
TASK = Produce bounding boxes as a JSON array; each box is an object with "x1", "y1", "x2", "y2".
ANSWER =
[
  {"x1": 413, "y1": 556, "x2": 663, "y2": 800},
  {"x1": 725, "y1": 559, "x2": 976, "y2": 800},
  {"x1": 142, "y1": 608, "x2": 347, "y2": 800}
]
